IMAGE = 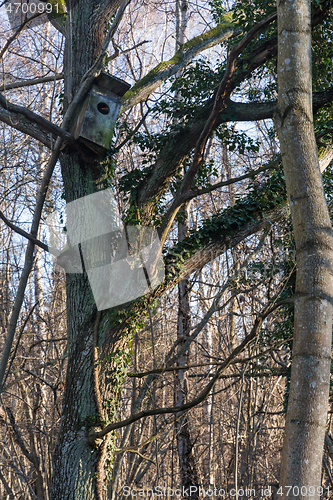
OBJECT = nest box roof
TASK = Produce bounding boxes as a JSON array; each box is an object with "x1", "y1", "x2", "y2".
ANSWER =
[{"x1": 94, "y1": 73, "x2": 131, "y2": 97}]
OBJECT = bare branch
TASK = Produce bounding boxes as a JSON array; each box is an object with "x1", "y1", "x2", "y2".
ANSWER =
[
  {"x1": 91, "y1": 299, "x2": 288, "y2": 440},
  {"x1": 4, "y1": 354, "x2": 68, "y2": 390},
  {"x1": 0, "y1": 13, "x2": 42, "y2": 63},
  {"x1": 118, "y1": 40, "x2": 150, "y2": 57},
  {"x1": 116, "y1": 450, "x2": 155, "y2": 464},
  {"x1": 2, "y1": 302, "x2": 39, "y2": 390},
  {"x1": 6, "y1": 407, "x2": 37, "y2": 466},
  {"x1": 116, "y1": 414, "x2": 181, "y2": 452},
  {"x1": 0, "y1": 209, "x2": 49, "y2": 252},
  {"x1": 0, "y1": 73, "x2": 64, "y2": 92},
  {"x1": 0, "y1": 106, "x2": 53, "y2": 148}
]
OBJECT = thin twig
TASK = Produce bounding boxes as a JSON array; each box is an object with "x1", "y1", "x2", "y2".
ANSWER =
[
  {"x1": 89, "y1": 298, "x2": 288, "y2": 439},
  {"x1": 2, "y1": 302, "x2": 39, "y2": 389},
  {"x1": 0, "y1": 13, "x2": 42, "y2": 62}
]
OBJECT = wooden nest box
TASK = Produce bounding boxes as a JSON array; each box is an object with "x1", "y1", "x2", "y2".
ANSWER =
[{"x1": 71, "y1": 73, "x2": 131, "y2": 154}]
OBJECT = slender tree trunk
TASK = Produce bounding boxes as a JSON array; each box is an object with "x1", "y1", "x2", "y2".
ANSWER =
[
  {"x1": 175, "y1": 279, "x2": 199, "y2": 493},
  {"x1": 175, "y1": 200, "x2": 199, "y2": 493},
  {"x1": 175, "y1": 0, "x2": 188, "y2": 50},
  {"x1": 274, "y1": 0, "x2": 333, "y2": 496},
  {"x1": 200, "y1": 269, "x2": 214, "y2": 486},
  {"x1": 174, "y1": 2, "x2": 199, "y2": 492},
  {"x1": 224, "y1": 144, "x2": 238, "y2": 351}
]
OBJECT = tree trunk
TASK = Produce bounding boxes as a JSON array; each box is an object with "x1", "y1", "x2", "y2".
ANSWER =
[
  {"x1": 175, "y1": 239, "x2": 199, "y2": 494},
  {"x1": 275, "y1": 0, "x2": 333, "y2": 496},
  {"x1": 174, "y1": 3, "x2": 199, "y2": 492},
  {"x1": 50, "y1": 1, "x2": 126, "y2": 498},
  {"x1": 175, "y1": 269, "x2": 199, "y2": 494}
]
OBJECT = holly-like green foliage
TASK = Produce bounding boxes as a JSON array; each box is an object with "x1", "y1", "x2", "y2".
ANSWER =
[
  {"x1": 312, "y1": 14, "x2": 333, "y2": 91},
  {"x1": 116, "y1": 58, "x2": 262, "y2": 211},
  {"x1": 232, "y1": 0, "x2": 276, "y2": 28},
  {"x1": 164, "y1": 166, "x2": 286, "y2": 275},
  {"x1": 216, "y1": 125, "x2": 260, "y2": 156}
]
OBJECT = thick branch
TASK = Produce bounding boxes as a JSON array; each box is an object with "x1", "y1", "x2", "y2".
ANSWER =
[
  {"x1": 120, "y1": 17, "x2": 240, "y2": 113},
  {"x1": 121, "y1": 0, "x2": 332, "y2": 116},
  {"x1": 0, "y1": 93, "x2": 76, "y2": 146},
  {"x1": 162, "y1": 204, "x2": 287, "y2": 298},
  {"x1": 130, "y1": 3, "x2": 332, "y2": 219},
  {"x1": 0, "y1": 106, "x2": 53, "y2": 148},
  {"x1": 4, "y1": 354, "x2": 67, "y2": 390},
  {"x1": 0, "y1": 209, "x2": 50, "y2": 252}
]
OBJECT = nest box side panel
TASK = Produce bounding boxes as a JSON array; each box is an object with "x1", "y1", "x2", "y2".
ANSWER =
[{"x1": 71, "y1": 97, "x2": 90, "y2": 140}]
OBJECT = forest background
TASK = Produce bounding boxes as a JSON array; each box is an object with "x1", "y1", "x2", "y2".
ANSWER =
[{"x1": 1, "y1": 0, "x2": 333, "y2": 499}]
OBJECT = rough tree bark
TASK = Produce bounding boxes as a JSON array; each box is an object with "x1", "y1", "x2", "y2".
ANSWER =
[
  {"x1": 274, "y1": 0, "x2": 333, "y2": 496},
  {"x1": 49, "y1": 1, "x2": 126, "y2": 499}
]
